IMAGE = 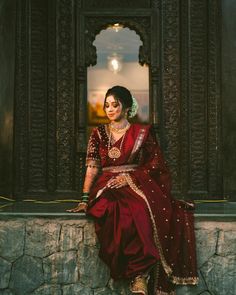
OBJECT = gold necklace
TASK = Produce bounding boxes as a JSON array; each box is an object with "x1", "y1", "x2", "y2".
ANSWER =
[
  {"x1": 108, "y1": 129, "x2": 127, "y2": 159},
  {"x1": 110, "y1": 121, "x2": 130, "y2": 134}
]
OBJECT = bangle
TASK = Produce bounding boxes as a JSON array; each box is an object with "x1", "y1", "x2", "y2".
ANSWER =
[
  {"x1": 81, "y1": 194, "x2": 89, "y2": 202},
  {"x1": 82, "y1": 192, "x2": 90, "y2": 196}
]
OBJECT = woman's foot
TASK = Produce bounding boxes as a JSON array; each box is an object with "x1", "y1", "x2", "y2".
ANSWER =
[{"x1": 130, "y1": 275, "x2": 148, "y2": 295}]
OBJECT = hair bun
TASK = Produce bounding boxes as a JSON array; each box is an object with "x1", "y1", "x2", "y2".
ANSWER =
[{"x1": 128, "y1": 96, "x2": 139, "y2": 118}]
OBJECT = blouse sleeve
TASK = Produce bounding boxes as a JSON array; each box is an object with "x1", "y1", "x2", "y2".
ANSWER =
[{"x1": 86, "y1": 128, "x2": 101, "y2": 168}]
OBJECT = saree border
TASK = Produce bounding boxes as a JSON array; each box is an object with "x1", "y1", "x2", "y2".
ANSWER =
[
  {"x1": 128, "y1": 127, "x2": 147, "y2": 163},
  {"x1": 124, "y1": 173, "x2": 172, "y2": 276}
]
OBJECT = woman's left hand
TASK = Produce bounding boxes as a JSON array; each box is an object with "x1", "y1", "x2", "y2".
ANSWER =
[
  {"x1": 66, "y1": 202, "x2": 88, "y2": 213},
  {"x1": 107, "y1": 174, "x2": 128, "y2": 189}
]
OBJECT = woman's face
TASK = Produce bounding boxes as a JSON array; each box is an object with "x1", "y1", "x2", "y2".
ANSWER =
[{"x1": 104, "y1": 95, "x2": 126, "y2": 122}]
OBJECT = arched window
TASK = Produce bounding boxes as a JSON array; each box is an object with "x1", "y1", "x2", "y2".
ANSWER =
[{"x1": 87, "y1": 25, "x2": 149, "y2": 134}]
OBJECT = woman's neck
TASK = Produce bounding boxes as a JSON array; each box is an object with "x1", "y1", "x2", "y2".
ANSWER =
[{"x1": 110, "y1": 118, "x2": 129, "y2": 129}]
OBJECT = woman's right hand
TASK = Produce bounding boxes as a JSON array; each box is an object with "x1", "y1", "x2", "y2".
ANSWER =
[{"x1": 66, "y1": 202, "x2": 88, "y2": 213}]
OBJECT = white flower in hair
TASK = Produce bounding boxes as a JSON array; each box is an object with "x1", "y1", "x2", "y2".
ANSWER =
[{"x1": 129, "y1": 96, "x2": 139, "y2": 118}]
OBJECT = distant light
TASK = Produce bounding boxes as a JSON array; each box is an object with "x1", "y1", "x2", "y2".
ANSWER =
[
  {"x1": 112, "y1": 23, "x2": 123, "y2": 32},
  {"x1": 107, "y1": 54, "x2": 123, "y2": 73}
]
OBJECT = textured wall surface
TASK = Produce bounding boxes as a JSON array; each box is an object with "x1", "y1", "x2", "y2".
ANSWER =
[
  {"x1": 0, "y1": 0, "x2": 16, "y2": 195},
  {"x1": 0, "y1": 0, "x2": 223, "y2": 200},
  {"x1": 0, "y1": 0, "x2": 235, "y2": 201},
  {"x1": 0, "y1": 218, "x2": 235, "y2": 295},
  {"x1": 222, "y1": 0, "x2": 236, "y2": 197}
]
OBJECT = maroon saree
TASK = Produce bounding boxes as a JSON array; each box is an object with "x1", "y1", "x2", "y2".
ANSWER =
[{"x1": 86, "y1": 123, "x2": 198, "y2": 295}]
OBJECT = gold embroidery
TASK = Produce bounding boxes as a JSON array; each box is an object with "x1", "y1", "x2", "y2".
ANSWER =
[
  {"x1": 86, "y1": 128, "x2": 101, "y2": 167},
  {"x1": 103, "y1": 164, "x2": 138, "y2": 173},
  {"x1": 153, "y1": 261, "x2": 160, "y2": 293},
  {"x1": 172, "y1": 276, "x2": 198, "y2": 285},
  {"x1": 130, "y1": 275, "x2": 148, "y2": 294},
  {"x1": 128, "y1": 127, "x2": 146, "y2": 163},
  {"x1": 97, "y1": 128, "x2": 102, "y2": 140},
  {"x1": 104, "y1": 124, "x2": 110, "y2": 139},
  {"x1": 123, "y1": 173, "x2": 172, "y2": 276}
]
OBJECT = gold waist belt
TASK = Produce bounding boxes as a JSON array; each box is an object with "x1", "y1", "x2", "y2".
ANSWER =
[{"x1": 102, "y1": 164, "x2": 138, "y2": 173}]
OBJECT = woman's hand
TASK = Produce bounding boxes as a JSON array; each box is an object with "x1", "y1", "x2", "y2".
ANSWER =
[
  {"x1": 66, "y1": 202, "x2": 88, "y2": 213},
  {"x1": 107, "y1": 173, "x2": 128, "y2": 189}
]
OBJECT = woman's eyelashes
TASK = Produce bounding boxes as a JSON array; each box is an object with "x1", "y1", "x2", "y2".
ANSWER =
[{"x1": 105, "y1": 103, "x2": 119, "y2": 108}]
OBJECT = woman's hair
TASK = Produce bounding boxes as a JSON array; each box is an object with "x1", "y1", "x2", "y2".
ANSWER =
[{"x1": 104, "y1": 86, "x2": 133, "y2": 112}]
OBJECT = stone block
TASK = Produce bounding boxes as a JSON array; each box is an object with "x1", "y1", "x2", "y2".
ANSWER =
[
  {"x1": 60, "y1": 224, "x2": 83, "y2": 251},
  {"x1": 195, "y1": 228, "x2": 218, "y2": 267},
  {"x1": 78, "y1": 246, "x2": 110, "y2": 288},
  {"x1": 0, "y1": 290, "x2": 14, "y2": 295},
  {"x1": 217, "y1": 230, "x2": 236, "y2": 256},
  {"x1": 9, "y1": 255, "x2": 44, "y2": 295},
  {"x1": 62, "y1": 283, "x2": 93, "y2": 295},
  {"x1": 201, "y1": 254, "x2": 236, "y2": 295},
  {"x1": 0, "y1": 218, "x2": 234, "y2": 295},
  {"x1": 0, "y1": 221, "x2": 25, "y2": 262},
  {"x1": 83, "y1": 221, "x2": 98, "y2": 246},
  {"x1": 0, "y1": 257, "x2": 11, "y2": 289},
  {"x1": 31, "y1": 284, "x2": 62, "y2": 295},
  {"x1": 25, "y1": 220, "x2": 61, "y2": 257},
  {"x1": 43, "y1": 251, "x2": 78, "y2": 284},
  {"x1": 108, "y1": 278, "x2": 132, "y2": 295}
]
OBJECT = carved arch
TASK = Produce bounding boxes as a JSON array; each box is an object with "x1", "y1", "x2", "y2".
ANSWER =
[{"x1": 84, "y1": 17, "x2": 151, "y2": 67}]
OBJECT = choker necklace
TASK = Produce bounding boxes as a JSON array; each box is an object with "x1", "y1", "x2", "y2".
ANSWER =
[
  {"x1": 110, "y1": 121, "x2": 130, "y2": 134},
  {"x1": 108, "y1": 128, "x2": 128, "y2": 159}
]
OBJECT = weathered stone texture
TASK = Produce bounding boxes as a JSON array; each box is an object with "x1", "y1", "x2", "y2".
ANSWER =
[
  {"x1": 31, "y1": 284, "x2": 62, "y2": 295},
  {"x1": 108, "y1": 278, "x2": 132, "y2": 294},
  {"x1": 0, "y1": 257, "x2": 11, "y2": 289},
  {"x1": 94, "y1": 287, "x2": 118, "y2": 295},
  {"x1": 25, "y1": 220, "x2": 61, "y2": 257},
  {"x1": 201, "y1": 254, "x2": 236, "y2": 295},
  {"x1": 0, "y1": 218, "x2": 235, "y2": 295},
  {"x1": 0, "y1": 221, "x2": 25, "y2": 262},
  {"x1": 9, "y1": 255, "x2": 44, "y2": 294},
  {"x1": 83, "y1": 221, "x2": 98, "y2": 246},
  {"x1": 43, "y1": 251, "x2": 78, "y2": 284},
  {"x1": 60, "y1": 224, "x2": 83, "y2": 251},
  {"x1": 63, "y1": 283, "x2": 93, "y2": 295},
  {"x1": 0, "y1": 290, "x2": 14, "y2": 295},
  {"x1": 195, "y1": 228, "x2": 218, "y2": 267},
  {"x1": 217, "y1": 229, "x2": 236, "y2": 256},
  {"x1": 78, "y1": 245, "x2": 110, "y2": 288}
]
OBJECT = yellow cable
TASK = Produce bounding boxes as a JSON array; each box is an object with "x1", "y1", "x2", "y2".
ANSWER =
[{"x1": 0, "y1": 196, "x2": 15, "y2": 202}]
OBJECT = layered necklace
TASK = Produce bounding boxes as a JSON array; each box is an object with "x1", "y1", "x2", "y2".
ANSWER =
[{"x1": 108, "y1": 121, "x2": 130, "y2": 159}]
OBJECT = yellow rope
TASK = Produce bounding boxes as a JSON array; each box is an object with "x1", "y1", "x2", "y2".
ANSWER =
[
  {"x1": 195, "y1": 199, "x2": 228, "y2": 203},
  {"x1": 0, "y1": 196, "x2": 15, "y2": 202}
]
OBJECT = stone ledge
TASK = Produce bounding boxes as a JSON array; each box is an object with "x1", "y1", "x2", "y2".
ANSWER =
[{"x1": 0, "y1": 217, "x2": 235, "y2": 295}]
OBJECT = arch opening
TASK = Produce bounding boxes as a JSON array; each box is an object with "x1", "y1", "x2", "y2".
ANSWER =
[{"x1": 87, "y1": 25, "x2": 150, "y2": 133}]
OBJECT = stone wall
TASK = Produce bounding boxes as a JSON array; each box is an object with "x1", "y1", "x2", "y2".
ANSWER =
[{"x1": 0, "y1": 218, "x2": 235, "y2": 295}]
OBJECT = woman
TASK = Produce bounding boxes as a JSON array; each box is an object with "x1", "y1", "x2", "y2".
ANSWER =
[{"x1": 68, "y1": 86, "x2": 198, "y2": 294}]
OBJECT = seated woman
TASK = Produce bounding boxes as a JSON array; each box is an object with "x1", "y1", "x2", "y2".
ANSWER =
[{"x1": 68, "y1": 85, "x2": 198, "y2": 295}]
